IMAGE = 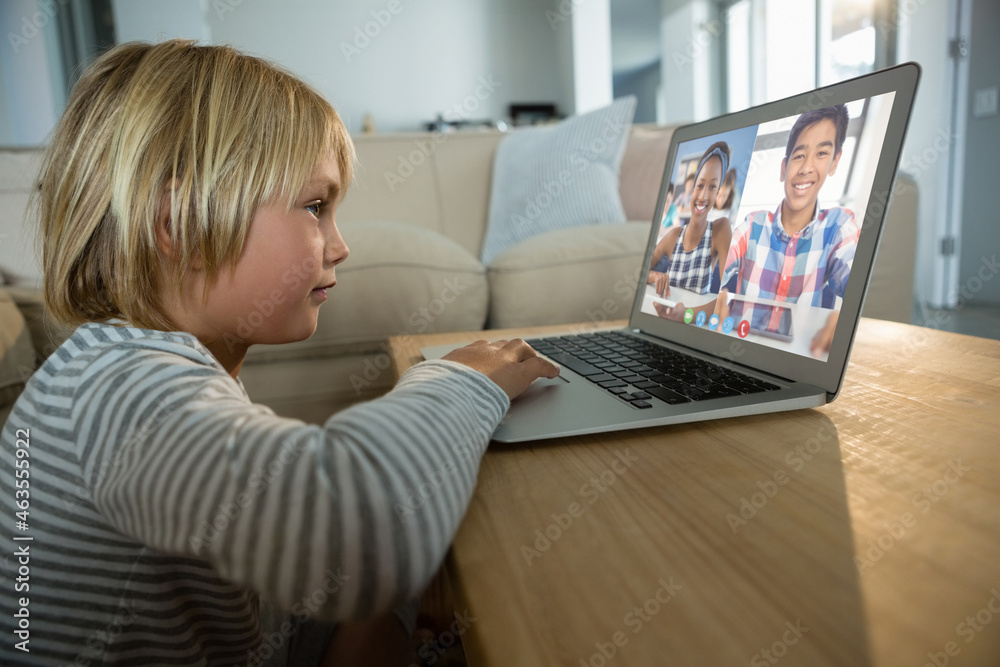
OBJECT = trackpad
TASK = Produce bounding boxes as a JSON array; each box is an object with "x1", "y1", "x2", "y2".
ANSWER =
[{"x1": 511, "y1": 374, "x2": 569, "y2": 402}]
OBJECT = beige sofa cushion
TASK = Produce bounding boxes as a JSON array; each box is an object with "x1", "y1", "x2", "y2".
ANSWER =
[
  {"x1": 245, "y1": 221, "x2": 488, "y2": 364},
  {"x1": 0, "y1": 287, "x2": 37, "y2": 414},
  {"x1": 338, "y1": 131, "x2": 505, "y2": 257},
  {"x1": 619, "y1": 125, "x2": 676, "y2": 224},
  {"x1": 861, "y1": 172, "x2": 917, "y2": 324},
  {"x1": 487, "y1": 222, "x2": 651, "y2": 329}
]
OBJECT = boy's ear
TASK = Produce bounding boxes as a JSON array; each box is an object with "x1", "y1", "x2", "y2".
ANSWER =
[
  {"x1": 779, "y1": 157, "x2": 787, "y2": 182},
  {"x1": 155, "y1": 182, "x2": 203, "y2": 269},
  {"x1": 154, "y1": 197, "x2": 177, "y2": 260},
  {"x1": 828, "y1": 150, "x2": 843, "y2": 177}
]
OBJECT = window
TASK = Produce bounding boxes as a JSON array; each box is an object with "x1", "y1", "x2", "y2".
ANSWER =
[{"x1": 723, "y1": 0, "x2": 896, "y2": 113}]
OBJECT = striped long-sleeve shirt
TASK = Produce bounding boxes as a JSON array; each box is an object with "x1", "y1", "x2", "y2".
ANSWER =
[{"x1": 0, "y1": 321, "x2": 508, "y2": 665}]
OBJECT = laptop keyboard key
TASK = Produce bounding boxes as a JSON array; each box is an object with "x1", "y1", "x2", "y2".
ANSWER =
[
  {"x1": 646, "y1": 386, "x2": 691, "y2": 405},
  {"x1": 699, "y1": 386, "x2": 742, "y2": 400},
  {"x1": 544, "y1": 352, "x2": 605, "y2": 376},
  {"x1": 722, "y1": 379, "x2": 760, "y2": 394},
  {"x1": 537, "y1": 333, "x2": 782, "y2": 404},
  {"x1": 675, "y1": 384, "x2": 707, "y2": 400}
]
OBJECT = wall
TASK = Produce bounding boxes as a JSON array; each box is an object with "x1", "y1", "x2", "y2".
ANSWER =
[
  {"x1": 2, "y1": 0, "x2": 619, "y2": 139},
  {"x1": 957, "y1": 0, "x2": 1000, "y2": 305},
  {"x1": 0, "y1": 0, "x2": 63, "y2": 146},
  {"x1": 614, "y1": 61, "x2": 660, "y2": 123},
  {"x1": 111, "y1": 0, "x2": 209, "y2": 43},
  {"x1": 110, "y1": 0, "x2": 581, "y2": 133},
  {"x1": 566, "y1": 0, "x2": 613, "y2": 114},
  {"x1": 659, "y1": 0, "x2": 719, "y2": 124},
  {"x1": 895, "y1": 0, "x2": 955, "y2": 309},
  {"x1": 0, "y1": 57, "x2": 12, "y2": 145},
  {"x1": 611, "y1": 0, "x2": 661, "y2": 123}
]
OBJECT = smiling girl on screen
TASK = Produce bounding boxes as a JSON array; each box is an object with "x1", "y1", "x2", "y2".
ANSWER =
[{"x1": 646, "y1": 142, "x2": 734, "y2": 298}]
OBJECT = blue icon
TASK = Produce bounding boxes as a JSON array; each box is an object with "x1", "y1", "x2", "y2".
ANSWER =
[
  {"x1": 696, "y1": 311, "x2": 707, "y2": 327},
  {"x1": 709, "y1": 314, "x2": 720, "y2": 330},
  {"x1": 722, "y1": 317, "x2": 734, "y2": 334}
]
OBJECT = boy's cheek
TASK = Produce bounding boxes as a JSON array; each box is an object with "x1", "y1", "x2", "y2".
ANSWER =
[
  {"x1": 814, "y1": 171, "x2": 830, "y2": 192},
  {"x1": 281, "y1": 268, "x2": 301, "y2": 287}
]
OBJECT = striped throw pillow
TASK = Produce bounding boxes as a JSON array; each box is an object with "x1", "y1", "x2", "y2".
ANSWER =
[{"x1": 480, "y1": 96, "x2": 637, "y2": 266}]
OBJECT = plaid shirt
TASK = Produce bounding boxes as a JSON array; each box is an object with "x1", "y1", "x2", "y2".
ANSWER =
[
  {"x1": 720, "y1": 205, "x2": 859, "y2": 309},
  {"x1": 665, "y1": 219, "x2": 714, "y2": 294}
]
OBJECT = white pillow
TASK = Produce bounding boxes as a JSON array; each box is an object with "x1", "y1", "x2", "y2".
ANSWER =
[{"x1": 480, "y1": 96, "x2": 637, "y2": 266}]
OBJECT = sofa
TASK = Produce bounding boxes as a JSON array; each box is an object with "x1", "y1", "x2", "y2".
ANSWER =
[{"x1": 1, "y1": 125, "x2": 917, "y2": 427}]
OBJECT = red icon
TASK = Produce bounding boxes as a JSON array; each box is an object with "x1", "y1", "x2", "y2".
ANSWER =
[{"x1": 737, "y1": 320, "x2": 750, "y2": 338}]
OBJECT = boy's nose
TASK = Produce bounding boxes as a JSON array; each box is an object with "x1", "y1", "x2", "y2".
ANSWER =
[{"x1": 326, "y1": 223, "x2": 350, "y2": 266}]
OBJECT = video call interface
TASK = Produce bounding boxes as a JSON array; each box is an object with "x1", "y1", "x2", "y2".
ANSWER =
[{"x1": 641, "y1": 91, "x2": 896, "y2": 362}]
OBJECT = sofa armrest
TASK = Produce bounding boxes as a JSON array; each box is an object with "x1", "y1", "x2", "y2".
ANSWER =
[
  {"x1": 1, "y1": 287, "x2": 38, "y2": 412},
  {"x1": 3, "y1": 286, "x2": 73, "y2": 361}
]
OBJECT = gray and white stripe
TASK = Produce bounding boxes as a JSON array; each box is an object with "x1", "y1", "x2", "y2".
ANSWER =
[{"x1": 1, "y1": 321, "x2": 507, "y2": 665}]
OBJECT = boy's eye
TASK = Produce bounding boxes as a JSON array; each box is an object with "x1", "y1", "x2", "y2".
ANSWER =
[{"x1": 305, "y1": 202, "x2": 323, "y2": 217}]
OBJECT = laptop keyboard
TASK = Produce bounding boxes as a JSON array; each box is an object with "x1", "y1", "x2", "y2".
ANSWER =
[{"x1": 526, "y1": 331, "x2": 780, "y2": 410}]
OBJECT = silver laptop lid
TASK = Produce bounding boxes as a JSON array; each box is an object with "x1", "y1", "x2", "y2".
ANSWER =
[{"x1": 628, "y1": 62, "x2": 920, "y2": 399}]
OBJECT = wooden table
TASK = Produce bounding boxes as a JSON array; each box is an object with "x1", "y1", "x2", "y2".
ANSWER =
[{"x1": 390, "y1": 319, "x2": 1000, "y2": 667}]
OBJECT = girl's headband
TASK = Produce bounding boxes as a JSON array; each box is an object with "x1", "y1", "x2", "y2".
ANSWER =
[{"x1": 696, "y1": 146, "x2": 729, "y2": 182}]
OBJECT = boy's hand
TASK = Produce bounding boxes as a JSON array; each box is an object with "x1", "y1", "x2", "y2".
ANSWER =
[
  {"x1": 442, "y1": 339, "x2": 560, "y2": 401},
  {"x1": 714, "y1": 288, "x2": 730, "y2": 321},
  {"x1": 811, "y1": 310, "x2": 839, "y2": 357},
  {"x1": 653, "y1": 300, "x2": 686, "y2": 322}
]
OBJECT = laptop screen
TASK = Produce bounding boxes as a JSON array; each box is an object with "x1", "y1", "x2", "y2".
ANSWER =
[{"x1": 638, "y1": 91, "x2": 896, "y2": 364}]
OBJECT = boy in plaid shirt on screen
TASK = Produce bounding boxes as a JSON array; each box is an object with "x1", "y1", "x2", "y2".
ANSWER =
[{"x1": 716, "y1": 104, "x2": 859, "y2": 356}]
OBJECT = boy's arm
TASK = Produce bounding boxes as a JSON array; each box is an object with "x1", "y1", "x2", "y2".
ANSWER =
[
  {"x1": 825, "y1": 209, "x2": 860, "y2": 300},
  {"x1": 82, "y1": 347, "x2": 508, "y2": 625},
  {"x1": 719, "y1": 229, "x2": 743, "y2": 294}
]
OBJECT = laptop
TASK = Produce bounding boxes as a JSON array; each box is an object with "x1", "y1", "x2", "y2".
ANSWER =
[{"x1": 422, "y1": 63, "x2": 920, "y2": 443}]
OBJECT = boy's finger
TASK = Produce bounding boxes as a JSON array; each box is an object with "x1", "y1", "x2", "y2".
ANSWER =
[
  {"x1": 715, "y1": 290, "x2": 729, "y2": 317},
  {"x1": 524, "y1": 356, "x2": 560, "y2": 379},
  {"x1": 501, "y1": 338, "x2": 539, "y2": 362}
]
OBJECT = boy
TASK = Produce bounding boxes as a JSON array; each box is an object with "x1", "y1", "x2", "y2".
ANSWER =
[
  {"x1": 715, "y1": 104, "x2": 859, "y2": 356},
  {"x1": 0, "y1": 40, "x2": 557, "y2": 666}
]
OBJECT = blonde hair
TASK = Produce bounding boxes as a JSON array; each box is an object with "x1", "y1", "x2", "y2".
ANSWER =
[{"x1": 34, "y1": 39, "x2": 354, "y2": 330}]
